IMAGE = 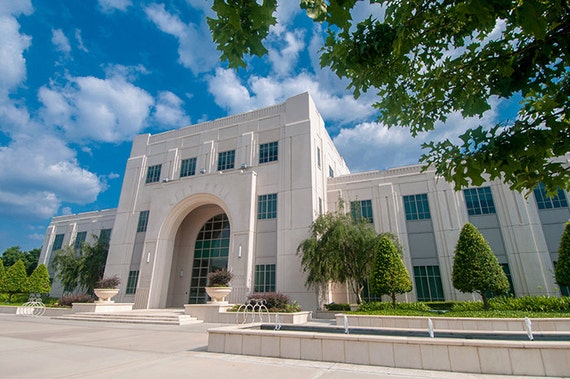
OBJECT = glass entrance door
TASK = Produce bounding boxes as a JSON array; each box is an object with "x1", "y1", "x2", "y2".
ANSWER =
[{"x1": 188, "y1": 213, "x2": 230, "y2": 304}]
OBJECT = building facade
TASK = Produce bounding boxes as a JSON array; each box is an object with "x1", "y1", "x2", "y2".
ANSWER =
[{"x1": 39, "y1": 93, "x2": 570, "y2": 311}]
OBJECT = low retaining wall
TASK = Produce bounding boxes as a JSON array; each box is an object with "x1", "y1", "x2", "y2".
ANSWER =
[
  {"x1": 336, "y1": 314, "x2": 570, "y2": 332},
  {"x1": 71, "y1": 302, "x2": 134, "y2": 313},
  {"x1": 0, "y1": 305, "x2": 73, "y2": 316},
  {"x1": 184, "y1": 304, "x2": 311, "y2": 324},
  {"x1": 207, "y1": 324, "x2": 570, "y2": 377}
]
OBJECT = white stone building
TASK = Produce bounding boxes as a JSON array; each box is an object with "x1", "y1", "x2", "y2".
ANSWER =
[{"x1": 39, "y1": 93, "x2": 570, "y2": 311}]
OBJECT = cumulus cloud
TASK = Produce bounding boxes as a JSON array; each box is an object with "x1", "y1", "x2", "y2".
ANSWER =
[
  {"x1": 152, "y1": 91, "x2": 191, "y2": 128},
  {"x1": 0, "y1": 132, "x2": 104, "y2": 219},
  {"x1": 39, "y1": 73, "x2": 154, "y2": 143},
  {"x1": 51, "y1": 29, "x2": 71, "y2": 54},
  {"x1": 268, "y1": 30, "x2": 305, "y2": 77},
  {"x1": 144, "y1": 3, "x2": 218, "y2": 75},
  {"x1": 207, "y1": 68, "x2": 375, "y2": 126},
  {"x1": 0, "y1": 7, "x2": 32, "y2": 95},
  {"x1": 98, "y1": 0, "x2": 132, "y2": 13},
  {"x1": 333, "y1": 101, "x2": 502, "y2": 173}
]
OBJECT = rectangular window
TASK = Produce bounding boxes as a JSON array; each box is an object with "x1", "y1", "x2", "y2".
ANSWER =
[
  {"x1": 403, "y1": 194, "x2": 431, "y2": 221},
  {"x1": 533, "y1": 183, "x2": 568, "y2": 209},
  {"x1": 126, "y1": 270, "x2": 139, "y2": 295},
  {"x1": 317, "y1": 147, "x2": 321, "y2": 168},
  {"x1": 99, "y1": 228, "x2": 112, "y2": 244},
  {"x1": 413, "y1": 265, "x2": 445, "y2": 301},
  {"x1": 259, "y1": 141, "x2": 278, "y2": 164},
  {"x1": 52, "y1": 234, "x2": 64, "y2": 252},
  {"x1": 351, "y1": 199, "x2": 374, "y2": 223},
  {"x1": 74, "y1": 231, "x2": 87, "y2": 251},
  {"x1": 329, "y1": 166, "x2": 334, "y2": 178},
  {"x1": 146, "y1": 164, "x2": 162, "y2": 183},
  {"x1": 464, "y1": 187, "x2": 496, "y2": 215},
  {"x1": 254, "y1": 264, "x2": 276, "y2": 293},
  {"x1": 137, "y1": 210, "x2": 149, "y2": 233},
  {"x1": 257, "y1": 194, "x2": 277, "y2": 219},
  {"x1": 217, "y1": 150, "x2": 235, "y2": 171},
  {"x1": 180, "y1": 157, "x2": 197, "y2": 177}
]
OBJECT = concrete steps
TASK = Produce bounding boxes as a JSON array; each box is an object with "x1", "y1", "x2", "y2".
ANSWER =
[{"x1": 54, "y1": 309, "x2": 203, "y2": 325}]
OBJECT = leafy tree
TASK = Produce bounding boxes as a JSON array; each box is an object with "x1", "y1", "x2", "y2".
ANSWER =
[
  {"x1": 555, "y1": 222, "x2": 570, "y2": 288},
  {"x1": 208, "y1": 1, "x2": 570, "y2": 194},
  {"x1": 52, "y1": 246, "x2": 81, "y2": 294},
  {"x1": 370, "y1": 236, "x2": 412, "y2": 308},
  {"x1": 0, "y1": 260, "x2": 4, "y2": 282},
  {"x1": 297, "y1": 201, "x2": 378, "y2": 304},
  {"x1": 0, "y1": 260, "x2": 29, "y2": 302},
  {"x1": 28, "y1": 264, "x2": 51, "y2": 295},
  {"x1": 1, "y1": 246, "x2": 40, "y2": 275},
  {"x1": 1, "y1": 246, "x2": 26, "y2": 269},
  {"x1": 79, "y1": 235, "x2": 110, "y2": 294},
  {"x1": 52, "y1": 235, "x2": 109, "y2": 294},
  {"x1": 452, "y1": 223, "x2": 509, "y2": 310}
]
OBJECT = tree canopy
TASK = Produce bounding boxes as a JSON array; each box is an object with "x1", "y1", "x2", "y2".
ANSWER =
[
  {"x1": 0, "y1": 259, "x2": 29, "y2": 302},
  {"x1": 297, "y1": 202, "x2": 378, "y2": 304},
  {"x1": 555, "y1": 221, "x2": 570, "y2": 287},
  {"x1": 370, "y1": 236, "x2": 412, "y2": 308},
  {"x1": 52, "y1": 235, "x2": 109, "y2": 295},
  {"x1": 208, "y1": 0, "x2": 570, "y2": 194},
  {"x1": 1, "y1": 246, "x2": 40, "y2": 275},
  {"x1": 452, "y1": 223, "x2": 509, "y2": 309}
]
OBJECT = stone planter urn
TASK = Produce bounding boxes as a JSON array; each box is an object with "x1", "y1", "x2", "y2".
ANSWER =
[
  {"x1": 205, "y1": 287, "x2": 232, "y2": 303},
  {"x1": 94, "y1": 288, "x2": 120, "y2": 303}
]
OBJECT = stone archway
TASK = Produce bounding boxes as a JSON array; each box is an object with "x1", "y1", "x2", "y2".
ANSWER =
[{"x1": 165, "y1": 203, "x2": 230, "y2": 307}]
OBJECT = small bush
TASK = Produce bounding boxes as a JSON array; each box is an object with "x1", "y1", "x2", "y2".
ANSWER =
[
  {"x1": 425, "y1": 301, "x2": 459, "y2": 311},
  {"x1": 357, "y1": 301, "x2": 430, "y2": 312},
  {"x1": 95, "y1": 275, "x2": 121, "y2": 289},
  {"x1": 247, "y1": 292, "x2": 302, "y2": 312},
  {"x1": 207, "y1": 269, "x2": 233, "y2": 287},
  {"x1": 58, "y1": 294, "x2": 94, "y2": 307},
  {"x1": 324, "y1": 303, "x2": 351, "y2": 311}
]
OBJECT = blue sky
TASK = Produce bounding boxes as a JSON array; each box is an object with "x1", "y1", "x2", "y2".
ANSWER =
[{"x1": 0, "y1": 0, "x2": 508, "y2": 254}]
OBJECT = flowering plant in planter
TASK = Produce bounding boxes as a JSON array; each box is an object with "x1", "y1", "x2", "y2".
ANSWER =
[
  {"x1": 207, "y1": 269, "x2": 233, "y2": 287},
  {"x1": 95, "y1": 275, "x2": 121, "y2": 289}
]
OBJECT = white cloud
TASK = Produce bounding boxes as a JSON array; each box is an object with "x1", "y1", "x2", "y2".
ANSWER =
[
  {"x1": 98, "y1": 0, "x2": 132, "y2": 13},
  {"x1": 207, "y1": 68, "x2": 374, "y2": 126},
  {"x1": 334, "y1": 100, "x2": 502, "y2": 173},
  {"x1": 0, "y1": 13, "x2": 32, "y2": 94},
  {"x1": 0, "y1": 0, "x2": 33, "y2": 17},
  {"x1": 268, "y1": 30, "x2": 305, "y2": 77},
  {"x1": 0, "y1": 132, "x2": 104, "y2": 219},
  {"x1": 145, "y1": 3, "x2": 218, "y2": 75},
  {"x1": 39, "y1": 74, "x2": 154, "y2": 143},
  {"x1": 152, "y1": 91, "x2": 191, "y2": 128},
  {"x1": 75, "y1": 29, "x2": 88, "y2": 52},
  {"x1": 51, "y1": 29, "x2": 71, "y2": 54}
]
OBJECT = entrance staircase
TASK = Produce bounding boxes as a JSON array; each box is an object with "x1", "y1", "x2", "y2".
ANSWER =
[{"x1": 54, "y1": 309, "x2": 202, "y2": 326}]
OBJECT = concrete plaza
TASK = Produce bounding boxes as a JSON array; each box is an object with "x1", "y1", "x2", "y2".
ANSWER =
[{"x1": 0, "y1": 314, "x2": 557, "y2": 379}]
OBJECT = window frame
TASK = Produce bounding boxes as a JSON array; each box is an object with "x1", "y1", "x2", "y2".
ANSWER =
[
  {"x1": 217, "y1": 150, "x2": 235, "y2": 171},
  {"x1": 350, "y1": 199, "x2": 374, "y2": 223},
  {"x1": 254, "y1": 264, "x2": 276, "y2": 293},
  {"x1": 533, "y1": 183, "x2": 568, "y2": 209},
  {"x1": 137, "y1": 210, "x2": 150, "y2": 233},
  {"x1": 257, "y1": 193, "x2": 277, "y2": 220},
  {"x1": 464, "y1": 187, "x2": 496, "y2": 216},
  {"x1": 259, "y1": 141, "x2": 278, "y2": 164},
  {"x1": 403, "y1": 193, "x2": 431, "y2": 221},
  {"x1": 180, "y1": 157, "x2": 197, "y2": 178},
  {"x1": 146, "y1": 164, "x2": 162, "y2": 184}
]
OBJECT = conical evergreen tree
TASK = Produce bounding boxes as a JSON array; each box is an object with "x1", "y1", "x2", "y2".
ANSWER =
[
  {"x1": 452, "y1": 223, "x2": 509, "y2": 310},
  {"x1": 370, "y1": 236, "x2": 412, "y2": 308},
  {"x1": 0, "y1": 259, "x2": 29, "y2": 302},
  {"x1": 555, "y1": 222, "x2": 570, "y2": 288},
  {"x1": 0, "y1": 260, "x2": 5, "y2": 282},
  {"x1": 28, "y1": 264, "x2": 51, "y2": 295}
]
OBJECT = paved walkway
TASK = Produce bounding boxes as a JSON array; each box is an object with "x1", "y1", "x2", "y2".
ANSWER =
[{"x1": 0, "y1": 314, "x2": 554, "y2": 379}]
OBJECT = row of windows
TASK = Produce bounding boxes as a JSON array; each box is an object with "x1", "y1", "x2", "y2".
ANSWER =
[
  {"x1": 53, "y1": 228, "x2": 112, "y2": 252},
  {"x1": 146, "y1": 141, "x2": 279, "y2": 183}
]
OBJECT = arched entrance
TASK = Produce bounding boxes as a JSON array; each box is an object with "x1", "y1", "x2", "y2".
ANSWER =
[
  {"x1": 188, "y1": 213, "x2": 230, "y2": 303},
  {"x1": 166, "y1": 203, "x2": 231, "y2": 307}
]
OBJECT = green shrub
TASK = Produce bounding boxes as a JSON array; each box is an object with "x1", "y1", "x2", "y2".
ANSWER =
[
  {"x1": 324, "y1": 303, "x2": 351, "y2": 311},
  {"x1": 357, "y1": 301, "x2": 430, "y2": 312},
  {"x1": 58, "y1": 294, "x2": 94, "y2": 307},
  {"x1": 425, "y1": 301, "x2": 458, "y2": 311},
  {"x1": 451, "y1": 301, "x2": 484, "y2": 312},
  {"x1": 246, "y1": 292, "x2": 302, "y2": 312}
]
